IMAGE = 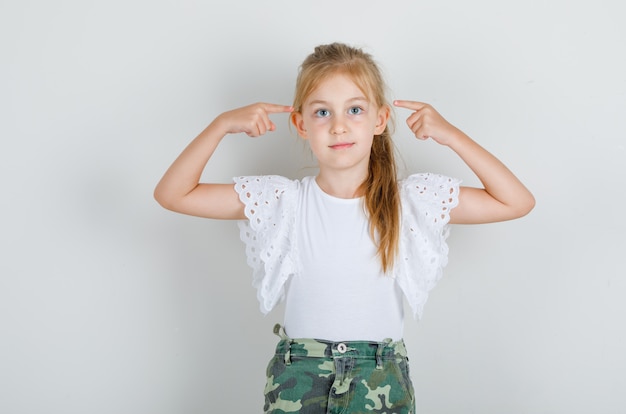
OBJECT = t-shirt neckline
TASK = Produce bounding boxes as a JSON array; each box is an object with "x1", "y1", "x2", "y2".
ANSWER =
[{"x1": 310, "y1": 176, "x2": 364, "y2": 204}]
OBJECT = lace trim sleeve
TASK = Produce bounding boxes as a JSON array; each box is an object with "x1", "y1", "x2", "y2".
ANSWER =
[
  {"x1": 395, "y1": 173, "x2": 461, "y2": 319},
  {"x1": 233, "y1": 175, "x2": 299, "y2": 314}
]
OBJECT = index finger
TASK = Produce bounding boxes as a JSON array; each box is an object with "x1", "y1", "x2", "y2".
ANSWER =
[
  {"x1": 393, "y1": 100, "x2": 428, "y2": 111},
  {"x1": 261, "y1": 103, "x2": 294, "y2": 114}
]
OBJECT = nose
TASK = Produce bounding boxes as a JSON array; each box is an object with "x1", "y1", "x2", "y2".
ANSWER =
[{"x1": 331, "y1": 116, "x2": 347, "y2": 135}]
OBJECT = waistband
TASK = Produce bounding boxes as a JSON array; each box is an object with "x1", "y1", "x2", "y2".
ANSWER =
[{"x1": 272, "y1": 324, "x2": 408, "y2": 366}]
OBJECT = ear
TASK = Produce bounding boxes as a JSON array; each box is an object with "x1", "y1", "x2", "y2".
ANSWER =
[
  {"x1": 374, "y1": 105, "x2": 390, "y2": 135},
  {"x1": 291, "y1": 111, "x2": 308, "y2": 139}
]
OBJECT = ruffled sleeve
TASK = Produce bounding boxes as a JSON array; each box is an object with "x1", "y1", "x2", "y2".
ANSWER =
[
  {"x1": 233, "y1": 175, "x2": 300, "y2": 314},
  {"x1": 394, "y1": 173, "x2": 461, "y2": 319}
]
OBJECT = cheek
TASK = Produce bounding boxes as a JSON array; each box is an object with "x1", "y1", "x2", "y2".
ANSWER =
[{"x1": 306, "y1": 120, "x2": 332, "y2": 136}]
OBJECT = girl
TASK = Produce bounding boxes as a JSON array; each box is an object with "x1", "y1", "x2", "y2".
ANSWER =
[{"x1": 154, "y1": 43, "x2": 535, "y2": 413}]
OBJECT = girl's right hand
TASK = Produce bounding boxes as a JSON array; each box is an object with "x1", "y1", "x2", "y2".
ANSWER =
[{"x1": 215, "y1": 103, "x2": 293, "y2": 137}]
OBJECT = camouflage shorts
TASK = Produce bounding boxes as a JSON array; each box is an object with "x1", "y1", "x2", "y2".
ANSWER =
[{"x1": 264, "y1": 324, "x2": 415, "y2": 414}]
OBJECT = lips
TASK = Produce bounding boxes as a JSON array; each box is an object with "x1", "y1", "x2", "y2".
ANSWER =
[{"x1": 329, "y1": 143, "x2": 354, "y2": 150}]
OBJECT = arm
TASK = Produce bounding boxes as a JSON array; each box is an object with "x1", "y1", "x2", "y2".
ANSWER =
[
  {"x1": 393, "y1": 100, "x2": 535, "y2": 224},
  {"x1": 154, "y1": 103, "x2": 293, "y2": 219}
]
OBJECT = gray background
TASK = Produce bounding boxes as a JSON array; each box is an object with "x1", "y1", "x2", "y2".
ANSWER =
[{"x1": 2, "y1": 0, "x2": 625, "y2": 413}]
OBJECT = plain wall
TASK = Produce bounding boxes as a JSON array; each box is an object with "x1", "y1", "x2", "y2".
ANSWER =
[{"x1": 1, "y1": 0, "x2": 625, "y2": 413}]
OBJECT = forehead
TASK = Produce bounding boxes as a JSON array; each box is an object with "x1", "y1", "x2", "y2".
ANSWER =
[{"x1": 305, "y1": 73, "x2": 372, "y2": 104}]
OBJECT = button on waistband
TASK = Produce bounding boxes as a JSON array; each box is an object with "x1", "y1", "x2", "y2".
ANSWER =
[{"x1": 336, "y1": 343, "x2": 347, "y2": 354}]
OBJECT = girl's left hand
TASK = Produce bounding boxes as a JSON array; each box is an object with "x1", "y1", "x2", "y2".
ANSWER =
[{"x1": 393, "y1": 100, "x2": 461, "y2": 146}]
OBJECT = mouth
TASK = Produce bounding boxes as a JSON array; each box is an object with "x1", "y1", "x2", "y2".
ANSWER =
[{"x1": 329, "y1": 142, "x2": 355, "y2": 150}]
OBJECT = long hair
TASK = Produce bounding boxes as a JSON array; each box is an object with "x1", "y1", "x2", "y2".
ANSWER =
[{"x1": 293, "y1": 43, "x2": 400, "y2": 272}]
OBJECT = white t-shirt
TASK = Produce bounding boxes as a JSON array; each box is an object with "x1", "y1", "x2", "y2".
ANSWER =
[{"x1": 234, "y1": 173, "x2": 460, "y2": 341}]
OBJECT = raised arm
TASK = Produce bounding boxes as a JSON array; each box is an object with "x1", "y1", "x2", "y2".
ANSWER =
[
  {"x1": 393, "y1": 100, "x2": 535, "y2": 224},
  {"x1": 154, "y1": 103, "x2": 293, "y2": 219}
]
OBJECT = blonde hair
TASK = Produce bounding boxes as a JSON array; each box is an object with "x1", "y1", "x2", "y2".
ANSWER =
[{"x1": 293, "y1": 43, "x2": 400, "y2": 272}]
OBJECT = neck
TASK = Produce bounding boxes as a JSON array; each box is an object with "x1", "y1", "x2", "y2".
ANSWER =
[{"x1": 315, "y1": 168, "x2": 368, "y2": 199}]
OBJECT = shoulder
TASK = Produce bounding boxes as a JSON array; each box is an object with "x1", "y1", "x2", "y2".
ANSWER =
[
  {"x1": 399, "y1": 173, "x2": 460, "y2": 195},
  {"x1": 234, "y1": 175, "x2": 300, "y2": 193},
  {"x1": 233, "y1": 175, "x2": 303, "y2": 204},
  {"x1": 399, "y1": 173, "x2": 461, "y2": 226},
  {"x1": 233, "y1": 175, "x2": 306, "y2": 228}
]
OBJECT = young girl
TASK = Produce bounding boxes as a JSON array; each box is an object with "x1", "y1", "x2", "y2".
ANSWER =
[{"x1": 154, "y1": 43, "x2": 535, "y2": 413}]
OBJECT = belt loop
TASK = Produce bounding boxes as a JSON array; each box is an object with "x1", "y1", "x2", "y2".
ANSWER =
[
  {"x1": 273, "y1": 323, "x2": 289, "y2": 340},
  {"x1": 273, "y1": 324, "x2": 293, "y2": 365},
  {"x1": 376, "y1": 338, "x2": 392, "y2": 369}
]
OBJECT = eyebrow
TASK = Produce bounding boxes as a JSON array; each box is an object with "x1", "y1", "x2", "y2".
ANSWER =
[{"x1": 307, "y1": 96, "x2": 369, "y2": 106}]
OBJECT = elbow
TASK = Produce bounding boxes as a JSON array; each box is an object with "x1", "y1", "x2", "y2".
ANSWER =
[
  {"x1": 153, "y1": 189, "x2": 168, "y2": 210},
  {"x1": 514, "y1": 192, "x2": 536, "y2": 219},
  {"x1": 153, "y1": 186, "x2": 175, "y2": 211},
  {"x1": 524, "y1": 189, "x2": 536, "y2": 214}
]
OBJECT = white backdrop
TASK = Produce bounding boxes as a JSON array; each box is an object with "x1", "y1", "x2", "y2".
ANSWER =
[{"x1": 2, "y1": 1, "x2": 625, "y2": 413}]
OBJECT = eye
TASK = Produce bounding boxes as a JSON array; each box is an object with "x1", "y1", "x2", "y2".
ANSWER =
[
  {"x1": 315, "y1": 109, "x2": 330, "y2": 117},
  {"x1": 349, "y1": 106, "x2": 363, "y2": 115}
]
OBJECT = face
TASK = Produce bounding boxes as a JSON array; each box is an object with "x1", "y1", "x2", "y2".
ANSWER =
[{"x1": 292, "y1": 73, "x2": 389, "y2": 177}]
